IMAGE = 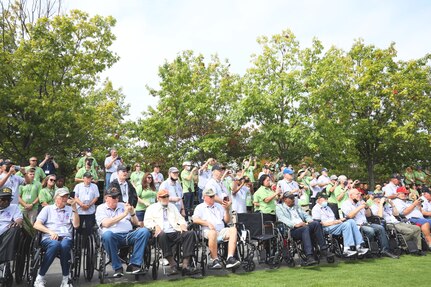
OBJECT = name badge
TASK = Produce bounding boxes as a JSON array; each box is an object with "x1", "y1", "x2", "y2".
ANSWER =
[
  {"x1": 45, "y1": 170, "x2": 50, "y2": 175},
  {"x1": 150, "y1": 197, "x2": 155, "y2": 204},
  {"x1": 26, "y1": 193, "x2": 32, "y2": 201}
]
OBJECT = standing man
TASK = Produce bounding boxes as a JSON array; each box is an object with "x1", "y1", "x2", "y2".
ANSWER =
[
  {"x1": 76, "y1": 148, "x2": 99, "y2": 171},
  {"x1": 197, "y1": 159, "x2": 213, "y2": 204},
  {"x1": 159, "y1": 167, "x2": 185, "y2": 216},
  {"x1": 33, "y1": 189, "x2": 79, "y2": 287},
  {"x1": 73, "y1": 172, "x2": 99, "y2": 235},
  {"x1": 382, "y1": 173, "x2": 401, "y2": 200},
  {"x1": 277, "y1": 168, "x2": 302, "y2": 203},
  {"x1": 25, "y1": 156, "x2": 46, "y2": 183},
  {"x1": 39, "y1": 153, "x2": 59, "y2": 176},
  {"x1": 104, "y1": 149, "x2": 123, "y2": 190},
  {"x1": 75, "y1": 158, "x2": 98, "y2": 183},
  {"x1": 108, "y1": 165, "x2": 137, "y2": 208},
  {"x1": 151, "y1": 164, "x2": 164, "y2": 191},
  {"x1": 18, "y1": 168, "x2": 41, "y2": 223},
  {"x1": 181, "y1": 161, "x2": 198, "y2": 219},
  {"x1": 96, "y1": 187, "x2": 151, "y2": 276},
  {"x1": 144, "y1": 189, "x2": 198, "y2": 276},
  {"x1": 204, "y1": 164, "x2": 227, "y2": 204}
]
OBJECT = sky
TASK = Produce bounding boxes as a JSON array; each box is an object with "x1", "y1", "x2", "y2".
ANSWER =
[{"x1": 65, "y1": 0, "x2": 431, "y2": 120}]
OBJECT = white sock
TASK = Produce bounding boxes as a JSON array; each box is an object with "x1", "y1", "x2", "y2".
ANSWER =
[
  {"x1": 62, "y1": 276, "x2": 69, "y2": 282},
  {"x1": 36, "y1": 274, "x2": 44, "y2": 281}
]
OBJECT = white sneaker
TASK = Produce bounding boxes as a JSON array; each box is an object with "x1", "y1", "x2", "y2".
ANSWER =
[
  {"x1": 343, "y1": 249, "x2": 358, "y2": 257},
  {"x1": 159, "y1": 258, "x2": 169, "y2": 266},
  {"x1": 60, "y1": 278, "x2": 72, "y2": 287},
  {"x1": 34, "y1": 277, "x2": 46, "y2": 287},
  {"x1": 357, "y1": 247, "x2": 369, "y2": 256}
]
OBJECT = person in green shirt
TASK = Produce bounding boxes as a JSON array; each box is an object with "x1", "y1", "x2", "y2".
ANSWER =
[
  {"x1": 334, "y1": 175, "x2": 349, "y2": 217},
  {"x1": 76, "y1": 148, "x2": 99, "y2": 171},
  {"x1": 253, "y1": 174, "x2": 281, "y2": 222},
  {"x1": 135, "y1": 172, "x2": 157, "y2": 226},
  {"x1": 18, "y1": 168, "x2": 41, "y2": 223},
  {"x1": 373, "y1": 184, "x2": 383, "y2": 194},
  {"x1": 130, "y1": 163, "x2": 144, "y2": 188},
  {"x1": 39, "y1": 174, "x2": 57, "y2": 207},
  {"x1": 243, "y1": 157, "x2": 257, "y2": 183},
  {"x1": 16, "y1": 156, "x2": 46, "y2": 183},
  {"x1": 414, "y1": 166, "x2": 426, "y2": 186},
  {"x1": 75, "y1": 158, "x2": 99, "y2": 183},
  {"x1": 403, "y1": 166, "x2": 415, "y2": 186},
  {"x1": 326, "y1": 175, "x2": 340, "y2": 219},
  {"x1": 181, "y1": 161, "x2": 198, "y2": 219}
]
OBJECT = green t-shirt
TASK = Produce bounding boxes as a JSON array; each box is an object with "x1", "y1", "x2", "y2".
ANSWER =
[
  {"x1": 39, "y1": 187, "x2": 55, "y2": 205},
  {"x1": 135, "y1": 185, "x2": 157, "y2": 211},
  {"x1": 414, "y1": 171, "x2": 426, "y2": 185},
  {"x1": 404, "y1": 171, "x2": 415, "y2": 185},
  {"x1": 181, "y1": 170, "x2": 195, "y2": 193},
  {"x1": 130, "y1": 171, "x2": 144, "y2": 187},
  {"x1": 297, "y1": 176, "x2": 311, "y2": 206},
  {"x1": 245, "y1": 167, "x2": 256, "y2": 183},
  {"x1": 326, "y1": 183, "x2": 337, "y2": 204},
  {"x1": 75, "y1": 167, "x2": 98, "y2": 181},
  {"x1": 223, "y1": 177, "x2": 233, "y2": 195},
  {"x1": 19, "y1": 181, "x2": 41, "y2": 210},
  {"x1": 253, "y1": 186, "x2": 276, "y2": 215},
  {"x1": 334, "y1": 186, "x2": 349, "y2": 208},
  {"x1": 76, "y1": 156, "x2": 99, "y2": 170}
]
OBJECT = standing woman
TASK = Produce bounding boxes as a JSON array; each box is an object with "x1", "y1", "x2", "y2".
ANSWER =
[
  {"x1": 130, "y1": 163, "x2": 144, "y2": 188},
  {"x1": 253, "y1": 174, "x2": 282, "y2": 222},
  {"x1": 135, "y1": 172, "x2": 157, "y2": 226},
  {"x1": 39, "y1": 174, "x2": 57, "y2": 208}
]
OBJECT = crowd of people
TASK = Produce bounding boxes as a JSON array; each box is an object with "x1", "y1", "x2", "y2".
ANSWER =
[{"x1": 0, "y1": 151, "x2": 430, "y2": 286}]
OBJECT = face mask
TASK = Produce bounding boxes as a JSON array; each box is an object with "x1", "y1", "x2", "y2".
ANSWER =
[
  {"x1": 321, "y1": 201, "x2": 328, "y2": 208},
  {"x1": 353, "y1": 199, "x2": 359, "y2": 204},
  {"x1": 186, "y1": 166, "x2": 191, "y2": 171},
  {"x1": 170, "y1": 177, "x2": 178, "y2": 181},
  {"x1": 162, "y1": 203, "x2": 168, "y2": 207}
]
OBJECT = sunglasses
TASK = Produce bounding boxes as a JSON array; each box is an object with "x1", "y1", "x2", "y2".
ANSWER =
[
  {"x1": 49, "y1": 179, "x2": 56, "y2": 182},
  {"x1": 208, "y1": 195, "x2": 215, "y2": 198},
  {"x1": 109, "y1": 195, "x2": 119, "y2": 200},
  {"x1": 159, "y1": 195, "x2": 169, "y2": 199},
  {"x1": 147, "y1": 177, "x2": 153, "y2": 179}
]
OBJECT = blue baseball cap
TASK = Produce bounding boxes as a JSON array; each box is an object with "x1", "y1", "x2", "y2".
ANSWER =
[{"x1": 283, "y1": 168, "x2": 294, "y2": 175}]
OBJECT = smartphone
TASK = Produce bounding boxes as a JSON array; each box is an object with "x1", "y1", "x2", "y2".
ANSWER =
[{"x1": 223, "y1": 196, "x2": 229, "y2": 202}]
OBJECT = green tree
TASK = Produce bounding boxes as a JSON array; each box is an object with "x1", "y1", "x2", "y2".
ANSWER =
[
  {"x1": 0, "y1": 1, "x2": 127, "y2": 178},
  {"x1": 135, "y1": 51, "x2": 242, "y2": 168}
]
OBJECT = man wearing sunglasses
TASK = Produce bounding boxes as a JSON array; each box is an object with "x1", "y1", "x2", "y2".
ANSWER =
[
  {"x1": 192, "y1": 188, "x2": 241, "y2": 270},
  {"x1": 95, "y1": 187, "x2": 151, "y2": 277},
  {"x1": 0, "y1": 159, "x2": 26, "y2": 205},
  {"x1": 144, "y1": 189, "x2": 198, "y2": 276}
]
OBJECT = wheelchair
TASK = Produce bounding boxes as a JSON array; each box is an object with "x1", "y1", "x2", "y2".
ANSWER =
[
  {"x1": 27, "y1": 229, "x2": 80, "y2": 287},
  {"x1": 275, "y1": 221, "x2": 335, "y2": 267},
  {"x1": 95, "y1": 229, "x2": 152, "y2": 284},
  {"x1": 73, "y1": 224, "x2": 99, "y2": 282},
  {"x1": 237, "y1": 213, "x2": 281, "y2": 269},
  {"x1": 149, "y1": 227, "x2": 203, "y2": 279}
]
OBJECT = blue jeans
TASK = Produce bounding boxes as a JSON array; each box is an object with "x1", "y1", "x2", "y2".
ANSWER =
[
  {"x1": 40, "y1": 237, "x2": 72, "y2": 276},
  {"x1": 184, "y1": 192, "x2": 194, "y2": 213},
  {"x1": 105, "y1": 172, "x2": 113, "y2": 190},
  {"x1": 360, "y1": 223, "x2": 390, "y2": 251},
  {"x1": 324, "y1": 219, "x2": 364, "y2": 248},
  {"x1": 290, "y1": 221, "x2": 327, "y2": 256},
  {"x1": 409, "y1": 217, "x2": 431, "y2": 226},
  {"x1": 101, "y1": 228, "x2": 151, "y2": 270}
]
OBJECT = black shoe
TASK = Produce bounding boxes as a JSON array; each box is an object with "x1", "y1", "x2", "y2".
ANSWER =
[
  {"x1": 166, "y1": 266, "x2": 179, "y2": 276},
  {"x1": 126, "y1": 264, "x2": 143, "y2": 274},
  {"x1": 182, "y1": 267, "x2": 200, "y2": 276},
  {"x1": 305, "y1": 255, "x2": 318, "y2": 266},
  {"x1": 382, "y1": 250, "x2": 399, "y2": 259},
  {"x1": 417, "y1": 250, "x2": 427, "y2": 256},
  {"x1": 210, "y1": 258, "x2": 223, "y2": 269},
  {"x1": 225, "y1": 257, "x2": 241, "y2": 269},
  {"x1": 113, "y1": 267, "x2": 124, "y2": 278}
]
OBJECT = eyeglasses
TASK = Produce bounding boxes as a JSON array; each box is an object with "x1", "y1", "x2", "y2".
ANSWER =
[
  {"x1": 208, "y1": 195, "x2": 215, "y2": 198},
  {"x1": 147, "y1": 177, "x2": 153, "y2": 179},
  {"x1": 159, "y1": 195, "x2": 169, "y2": 199},
  {"x1": 49, "y1": 179, "x2": 56, "y2": 182},
  {"x1": 109, "y1": 195, "x2": 119, "y2": 200}
]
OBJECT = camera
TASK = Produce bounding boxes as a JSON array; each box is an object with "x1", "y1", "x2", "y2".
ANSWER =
[
  {"x1": 223, "y1": 196, "x2": 229, "y2": 202},
  {"x1": 49, "y1": 156, "x2": 54, "y2": 160},
  {"x1": 419, "y1": 198, "x2": 424, "y2": 203},
  {"x1": 14, "y1": 165, "x2": 21, "y2": 171}
]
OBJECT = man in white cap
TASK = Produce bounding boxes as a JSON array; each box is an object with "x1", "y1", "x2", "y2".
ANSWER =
[
  {"x1": 159, "y1": 167, "x2": 185, "y2": 216},
  {"x1": 33, "y1": 188, "x2": 79, "y2": 287},
  {"x1": 192, "y1": 188, "x2": 240, "y2": 270}
]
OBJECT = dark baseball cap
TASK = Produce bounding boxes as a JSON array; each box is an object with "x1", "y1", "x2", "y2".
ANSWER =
[
  {"x1": 83, "y1": 171, "x2": 93, "y2": 178},
  {"x1": 105, "y1": 187, "x2": 121, "y2": 197}
]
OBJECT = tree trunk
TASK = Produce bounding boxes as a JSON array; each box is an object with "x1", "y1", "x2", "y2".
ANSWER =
[{"x1": 367, "y1": 157, "x2": 375, "y2": 190}]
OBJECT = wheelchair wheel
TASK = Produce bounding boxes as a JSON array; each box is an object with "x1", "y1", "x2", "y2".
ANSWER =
[
  {"x1": 151, "y1": 243, "x2": 159, "y2": 280},
  {"x1": 14, "y1": 233, "x2": 32, "y2": 284},
  {"x1": 241, "y1": 257, "x2": 255, "y2": 272},
  {"x1": 98, "y1": 246, "x2": 106, "y2": 284},
  {"x1": 0, "y1": 262, "x2": 13, "y2": 287},
  {"x1": 83, "y1": 233, "x2": 96, "y2": 281},
  {"x1": 72, "y1": 232, "x2": 82, "y2": 280},
  {"x1": 28, "y1": 248, "x2": 42, "y2": 287}
]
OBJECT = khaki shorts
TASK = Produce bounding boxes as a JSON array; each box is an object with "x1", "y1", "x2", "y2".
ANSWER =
[{"x1": 203, "y1": 227, "x2": 230, "y2": 242}]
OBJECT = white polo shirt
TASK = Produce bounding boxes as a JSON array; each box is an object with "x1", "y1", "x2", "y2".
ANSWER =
[
  {"x1": 36, "y1": 204, "x2": 74, "y2": 240},
  {"x1": 204, "y1": 178, "x2": 225, "y2": 199},
  {"x1": 232, "y1": 186, "x2": 248, "y2": 213},
  {"x1": 370, "y1": 204, "x2": 399, "y2": 224},
  {"x1": 312, "y1": 204, "x2": 336, "y2": 222},
  {"x1": 96, "y1": 202, "x2": 133, "y2": 234},
  {"x1": 382, "y1": 182, "x2": 398, "y2": 198},
  {"x1": 192, "y1": 202, "x2": 225, "y2": 232},
  {"x1": 0, "y1": 174, "x2": 25, "y2": 204},
  {"x1": 393, "y1": 198, "x2": 423, "y2": 219},
  {"x1": 73, "y1": 182, "x2": 99, "y2": 215},
  {"x1": 159, "y1": 179, "x2": 183, "y2": 211},
  {"x1": 341, "y1": 200, "x2": 367, "y2": 225},
  {"x1": 421, "y1": 196, "x2": 431, "y2": 213},
  {"x1": 0, "y1": 204, "x2": 22, "y2": 236}
]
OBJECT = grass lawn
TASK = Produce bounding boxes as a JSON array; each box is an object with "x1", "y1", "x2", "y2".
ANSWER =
[{"x1": 105, "y1": 255, "x2": 430, "y2": 287}]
